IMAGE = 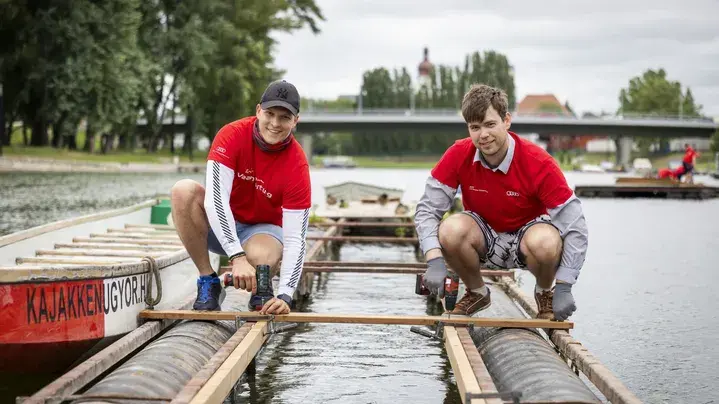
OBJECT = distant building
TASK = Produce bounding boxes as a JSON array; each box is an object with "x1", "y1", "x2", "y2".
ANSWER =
[
  {"x1": 516, "y1": 94, "x2": 602, "y2": 152},
  {"x1": 417, "y1": 47, "x2": 433, "y2": 88}
]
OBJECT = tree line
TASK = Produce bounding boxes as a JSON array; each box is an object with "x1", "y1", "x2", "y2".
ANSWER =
[{"x1": 0, "y1": 0, "x2": 324, "y2": 154}]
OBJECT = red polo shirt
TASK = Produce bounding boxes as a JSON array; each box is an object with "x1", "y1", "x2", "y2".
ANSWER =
[
  {"x1": 431, "y1": 132, "x2": 573, "y2": 233},
  {"x1": 207, "y1": 116, "x2": 311, "y2": 227}
]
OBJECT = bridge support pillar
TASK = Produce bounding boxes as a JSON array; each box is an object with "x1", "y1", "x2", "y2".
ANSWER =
[
  {"x1": 299, "y1": 134, "x2": 313, "y2": 163},
  {"x1": 616, "y1": 136, "x2": 633, "y2": 170}
]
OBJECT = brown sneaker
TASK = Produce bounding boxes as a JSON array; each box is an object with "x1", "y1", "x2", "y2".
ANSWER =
[
  {"x1": 448, "y1": 289, "x2": 491, "y2": 316},
  {"x1": 535, "y1": 288, "x2": 555, "y2": 320}
]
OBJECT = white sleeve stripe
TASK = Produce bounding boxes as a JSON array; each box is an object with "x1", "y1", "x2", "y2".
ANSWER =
[
  {"x1": 287, "y1": 208, "x2": 309, "y2": 287},
  {"x1": 211, "y1": 162, "x2": 237, "y2": 244},
  {"x1": 203, "y1": 161, "x2": 243, "y2": 257},
  {"x1": 278, "y1": 207, "x2": 310, "y2": 297}
]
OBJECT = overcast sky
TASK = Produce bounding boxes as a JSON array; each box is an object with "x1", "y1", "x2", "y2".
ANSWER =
[{"x1": 271, "y1": 0, "x2": 719, "y2": 117}]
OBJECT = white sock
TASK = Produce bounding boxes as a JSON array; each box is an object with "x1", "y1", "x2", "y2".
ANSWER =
[
  {"x1": 470, "y1": 285, "x2": 489, "y2": 297},
  {"x1": 535, "y1": 285, "x2": 552, "y2": 294}
]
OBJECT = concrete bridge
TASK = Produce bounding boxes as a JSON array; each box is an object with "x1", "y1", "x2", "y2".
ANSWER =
[{"x1": 137, "y1": 110, "x2": 718, "y2": 168}]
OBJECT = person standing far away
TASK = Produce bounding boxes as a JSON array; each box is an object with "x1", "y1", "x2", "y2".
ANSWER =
[
  {"x1": 170, "y1": 80, "x2": 311, "y2": 314},
  {"x1": 414, "y1": 83, "x2": 589, "y2": 321}
]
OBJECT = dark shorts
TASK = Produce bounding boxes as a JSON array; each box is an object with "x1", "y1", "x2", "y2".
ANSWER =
[
  {"x1": 207, "y1": 222, "x2": 283, "y2": 256},
  {"x1": 682, "y1": 161, "x2": 694, "y2": 173},
  {"x1": 461, "y1": 212, "x2": 555, "y2": 270}
]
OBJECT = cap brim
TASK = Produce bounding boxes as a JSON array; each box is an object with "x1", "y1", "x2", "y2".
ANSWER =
[{"x1": 260, "y1": 101, "x2": 298, "y2": 116}]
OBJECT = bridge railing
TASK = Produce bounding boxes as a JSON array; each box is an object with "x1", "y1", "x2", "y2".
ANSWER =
[{"x1": 300, "y1": 108, "x2": 715, "y2": 123}]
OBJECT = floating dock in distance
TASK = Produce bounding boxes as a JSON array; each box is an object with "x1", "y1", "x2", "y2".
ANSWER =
[{"x1": 575, "y1": 177, "x2": 719, "y2": 200}]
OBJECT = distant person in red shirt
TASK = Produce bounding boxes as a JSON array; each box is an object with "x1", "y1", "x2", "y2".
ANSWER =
[
  {"x1": 681, "y1": 143, "x2": 699, "y2": 183},
  {"x1": 414, "y1": 84, "x2": 588, "y2": 321},
  {"x1": 171, "y1": 80, "x2": 311, "y2": 314}
]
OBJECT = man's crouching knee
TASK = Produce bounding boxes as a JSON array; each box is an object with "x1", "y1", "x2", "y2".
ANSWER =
[
  {"x1": 171, "y1": 179, "x2": 204, "y2": 207},
  {"x1": 438, "y1": 213, "x2": 480, "y2": 252}
]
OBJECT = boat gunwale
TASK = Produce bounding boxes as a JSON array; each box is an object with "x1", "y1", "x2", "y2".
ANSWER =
[
  {"x1": 0, "y1": 249, "x2": 189, "y2": 284},
  {"x1": 0, "y1": 199, "x2": 160, "y2": 248}
]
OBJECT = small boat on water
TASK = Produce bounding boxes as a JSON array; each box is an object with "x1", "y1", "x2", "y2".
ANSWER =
[
  {"x1": 318, "y1": 181, "x2": 412, "y2": 218},
  {"x1": 0, "y1": 198, "x2": 216, "y2": 376}
]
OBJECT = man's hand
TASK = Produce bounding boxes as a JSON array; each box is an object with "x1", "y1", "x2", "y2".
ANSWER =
[
  {"x1": 231, "y1": 257, "x2": 256, "y2": 293},
  {"x1": 553, "y1": 282, "x2": 576, "y2": 321},
  {"x1": 259, "y1": 297, "x2": 291, "y2": 315},
  {"x1": 423, "y1": 257, "x2": 448, "y2": 297}
]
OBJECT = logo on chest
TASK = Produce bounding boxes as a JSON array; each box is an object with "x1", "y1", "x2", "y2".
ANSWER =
[
  {"x1": 506, "y1": 191, "x2": 521, "y2": 197},
  {"x1": 237, "y1": 169, "x2": 272, "y2": 199}
]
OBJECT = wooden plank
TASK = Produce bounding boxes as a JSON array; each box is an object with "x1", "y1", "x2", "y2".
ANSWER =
[
  {"x1": 90, "y1": 233, "x2": 179, "y2": 240},
  {"x1": 20, "y1": 295, "x2": 196, "y2": 404},
  {"x1": 55, "y1": 242, "x2": 180, "y2": 252},
  {"x1": 217, "y1": 264, "x2": 513, "y2": 278},
  {"x1": 16, "y1": 256, "x2": 138, "y2": 265},
  {"x1": 444, "y1": 327, "x2": 484, "y2": 404},
  {"x1": 188, "y1": 321, "x2": 269, "y2": 404},
  {"x1": 304, "y1": 260, "x2": 427, "y2": 268},
  {"x1": 36, "y1": 249, "x2": 166, "y2": 258},
  {"x1": 108, "y1": 228, "x2": 177, "y2": 235},
  {"x1": 455, "y1": 328, "x2": 502, "y2": 404},
  {"x1": 171, "y1": 323, "x2": 255, "y2": 404},
  {"x1": 493, "y1": 277, "x2": 641, "y2": 404},
  {"x1": 72, "y1": 237, "x2": 182, "y2": 246},
  {"x1": 306, "y1": 235, "x2": 418, "y2": 243},
  {"x1": 0, "y1": 199, "x2": 157, "y2": 248},
  {"x1": 139, "y1": 310, "x2": 573, "y2": 330},
  {"x1": 312, "y1": 222, "x2": 415, "y2": 227},
  {"x1": 126, "y1": 223, "x2": 176, "y2": 230}
]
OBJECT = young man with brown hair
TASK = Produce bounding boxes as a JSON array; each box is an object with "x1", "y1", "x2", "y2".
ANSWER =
[
  {"x1": 170, "y1": 80, "x2": 311, "y2": 314},
  {"x1": 414, "y1": 84, "x2": 588, "y2": 321}
]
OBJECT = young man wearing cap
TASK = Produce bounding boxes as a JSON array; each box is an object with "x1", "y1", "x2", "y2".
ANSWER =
[
  {"x1": 414, "y1": 83, "x2": 589, "y2": 321},
  {"x1": 170, "y1": 80, "x2": 311, "y2": 314}
]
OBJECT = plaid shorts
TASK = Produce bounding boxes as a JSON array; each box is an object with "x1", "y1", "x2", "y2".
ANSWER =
[{"x1": 461, "y1": 211, "x2": 554, "y2": 270}]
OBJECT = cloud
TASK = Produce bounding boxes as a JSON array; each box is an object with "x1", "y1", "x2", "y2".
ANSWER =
[{"x1": 271, "y1": 0, "x2": 719, "y2": 116}]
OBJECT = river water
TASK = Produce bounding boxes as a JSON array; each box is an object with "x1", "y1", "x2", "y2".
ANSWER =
[{"x1": 1, "y1": 169, "x2": 718, "y2": 404}]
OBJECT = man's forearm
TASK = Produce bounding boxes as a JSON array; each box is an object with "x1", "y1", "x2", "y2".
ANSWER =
[
  {"x1": 548, "y1": 195, "x2": 588, "y2": 284},
  {"x1": 414, "y1": 176, "x2": 456, "y2": 255}
]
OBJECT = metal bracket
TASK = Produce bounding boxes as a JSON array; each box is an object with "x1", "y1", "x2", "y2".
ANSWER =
[
  {"x1": 465, "y1": 391, "x2": 522, "y2": 403},
  {"x1": 235, "y1": 315, "x2": 298, "y2": 335},
  {"x1": 410, "y1": 321, "x2": 445, "y2": 341}
]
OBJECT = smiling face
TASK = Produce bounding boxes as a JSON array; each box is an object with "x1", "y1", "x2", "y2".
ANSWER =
[
  {"x1": 255, "y1": 105, "x2": 299, "y2": 144},
  {"x1": 467, "y1": 105, "x2": 512, "y2": 158}
]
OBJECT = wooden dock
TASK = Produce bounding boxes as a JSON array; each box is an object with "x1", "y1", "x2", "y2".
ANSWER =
[
  {"x1": 19, "y1": 210, "x2": 642, "y2": 404},
  {"x1": 575, "y1": 177, "x2": 719, "y2": 199}
]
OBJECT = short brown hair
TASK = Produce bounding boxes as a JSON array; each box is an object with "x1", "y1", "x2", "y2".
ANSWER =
[{"x1": 461, "y1": 84, "x2": 508, "y2": 123}]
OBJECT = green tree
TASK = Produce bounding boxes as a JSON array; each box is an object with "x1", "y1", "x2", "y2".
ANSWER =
[{"x1": 618, "y1": 68, "x2": 703, "y2": 154}]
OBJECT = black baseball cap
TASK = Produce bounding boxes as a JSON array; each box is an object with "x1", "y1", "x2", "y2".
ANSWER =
[{"x1": 260, "y1": 80, "x2": 300, "y2": 116}]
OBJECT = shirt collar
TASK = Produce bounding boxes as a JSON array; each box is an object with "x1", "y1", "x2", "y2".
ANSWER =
[{"x1": 473, "y1": 133, "x2": 515, "y2": 174}]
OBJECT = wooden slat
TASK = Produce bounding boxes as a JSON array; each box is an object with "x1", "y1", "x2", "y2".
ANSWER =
[
  {"x1": 312, "y1": 222, "x2": 415, "y2": 227},
  {"x1": 216, "y1": 265, "x2": 513, "y2": 278},
  {"x1": 89, "y1": 233, "x2": 179, "y2": 240},
  {"x1": 126, "y1": 223, "x2": 176, "y2": 230},
  {"x1": 72, "y1": 237, "x2": 182, "y2": 246},
  {"x1": 306, "y1": 235, "x2": 418, "y2": 243},
  {"x1": 16, "y1": 256, "x2": 138, "y2": 265},
  {"x1": 108, "y1": 228, "x2": 177, "y2": 235},
  {"x1": 171, "y1": 323, "x2": 255, "y2": 404},
  {"x1": 0, "y1": 199, "x2": 157, "y2": 248},
  {"x1": 36, "y1": 249, "x2": 166, "y2": 258},
  {"x1": 456, "y1": 328, "x2": 502, "y2": 404},
  {"x1": 20, "y1": 295, "x2": 196, "y2": 404},
  {"x1": 493, "y1": 277, "x2": 641, "y2": 404},
  {"x1": 139, "y1": 310, "x2": 573, "y2": 330},
  {"x1": 55, "y1": 242, "x2": 180, "y2": 252},
  {"x1": 304, "y1": 260, "x2": 427, "y2": 268},
  {"x1": 188, "y1": 321, "x2": 269, "y2": 404},
  {"x1": 444, "y1": 327, "x2": 484, "y2": 404}
]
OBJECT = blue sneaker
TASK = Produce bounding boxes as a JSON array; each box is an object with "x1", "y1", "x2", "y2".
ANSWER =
[{"x1": 193, "y1": 275, "x2": 225, "y2": 311}]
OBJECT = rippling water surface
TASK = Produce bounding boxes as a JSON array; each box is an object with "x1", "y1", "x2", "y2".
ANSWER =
[{"x1": 1, "y1": 169, "x2": 718, "y2": 404}]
